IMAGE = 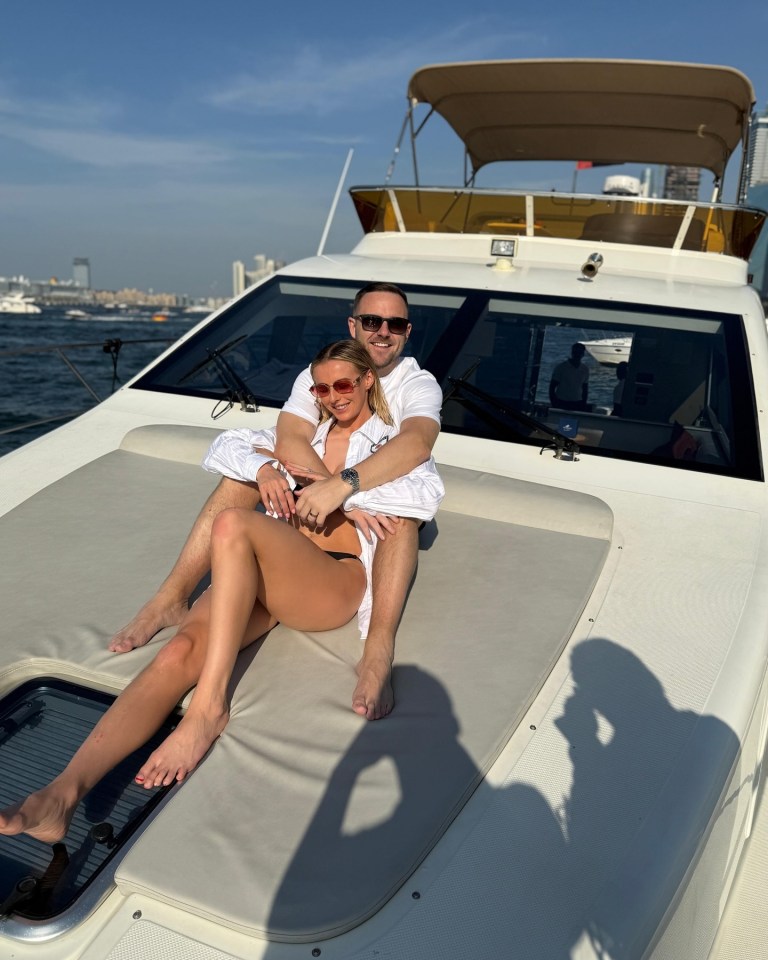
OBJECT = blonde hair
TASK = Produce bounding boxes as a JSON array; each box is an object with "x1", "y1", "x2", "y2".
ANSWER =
[{"x1": 310, "y1": 340, "x2": 393, "y2": 425}]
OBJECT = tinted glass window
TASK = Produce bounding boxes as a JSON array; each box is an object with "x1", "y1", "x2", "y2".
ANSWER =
[{"x1": 133, "y1": 276, "x2": 760, "y2": 480}]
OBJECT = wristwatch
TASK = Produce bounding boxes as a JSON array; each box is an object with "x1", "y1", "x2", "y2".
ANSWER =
[{"x1": 340, "y1": 467, "x2": 360, "y2": 494}]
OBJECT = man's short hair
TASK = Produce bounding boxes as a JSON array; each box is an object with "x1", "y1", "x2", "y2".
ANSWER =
[{"x1": 352, "y1": 282, "x2": 409, "y2": 316}]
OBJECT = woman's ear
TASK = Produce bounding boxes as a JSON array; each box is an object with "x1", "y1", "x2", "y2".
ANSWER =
[{"x1": 363, "y1": 369, "x2": 375, "y2": 389}]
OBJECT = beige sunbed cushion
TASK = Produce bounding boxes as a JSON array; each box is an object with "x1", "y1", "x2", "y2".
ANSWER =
[{"x1": 0, "y1": 426, "x2": 612, "y2": 940}]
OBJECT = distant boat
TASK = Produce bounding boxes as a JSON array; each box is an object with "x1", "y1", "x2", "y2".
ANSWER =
[
  {"x1": 0, "y1": 293, "x2": 42, "y2": 315},
  {"x1": 579, "y1": 336, "x2": 632, "y2": 365},
  {"x1": 151, "y1": 311, "x2": 170, "y2": 323},
  {"x1": 65, "y1": 309, "x2": 89, "y2": 319}
]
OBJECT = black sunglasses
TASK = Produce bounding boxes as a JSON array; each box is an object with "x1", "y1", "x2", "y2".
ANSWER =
[{"x1": 353, "y1": 314, "x2": 409, "y2": 335}]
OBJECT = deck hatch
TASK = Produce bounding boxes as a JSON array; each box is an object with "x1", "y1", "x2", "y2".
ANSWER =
[{"x1": 0, "y1": 678, "x2": 176, "y2": 922}]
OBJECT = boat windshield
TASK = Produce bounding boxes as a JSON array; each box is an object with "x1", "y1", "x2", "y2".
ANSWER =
[{"x1": 132, "y1": 276, "x2": 761, "y2": 481}]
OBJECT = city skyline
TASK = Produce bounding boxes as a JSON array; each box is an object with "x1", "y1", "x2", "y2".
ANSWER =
[{"x1": 1, "y1": 1, "x2": 768, "y2": 297}]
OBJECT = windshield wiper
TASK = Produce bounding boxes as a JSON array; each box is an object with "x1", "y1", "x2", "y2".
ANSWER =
[
  {"x1": 178, "y1": 335, "x2": 248, "y2": 382},
  {"x1": 178, "y1": 335, "x2": 259, "y2": 412},
  {"x1": 209, "y1": 349, "x2": 260, "y2": 412},
  {"x1": 444, "y1": 370, "x2": 579, "y2": 459}
]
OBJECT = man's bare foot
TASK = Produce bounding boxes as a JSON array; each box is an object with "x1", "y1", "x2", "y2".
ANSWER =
[
  {"x1": 353, "y1": 654, "x2": 394, "y2": 721},
  {"x1": 134, "y1": 706, "x2": 229, "y2": 788},
  {"x1": 109, "y1": 596, "x2": 189, "y2": 653},
  {"x1": 0, "y1": 783, "x2": 78, "y2": 843}
]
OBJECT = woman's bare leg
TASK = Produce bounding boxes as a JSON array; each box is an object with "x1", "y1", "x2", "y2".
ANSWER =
[
  {"x1": 135, "y1": 588, "x2": 278, "y2": 788},
  {"x1": 137, "y1": 509, "x2": 366, "y2": 787},
  {"x1": 0, "y1": 590, "x2": 275, "y2": 843},
  {"x1": 109, "y1": 478, "x2": 261, "y2": 653}
]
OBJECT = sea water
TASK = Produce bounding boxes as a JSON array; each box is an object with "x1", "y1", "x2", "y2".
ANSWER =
[{"x1": 0, "y1": 307, "x2": 196, "y2": 457}]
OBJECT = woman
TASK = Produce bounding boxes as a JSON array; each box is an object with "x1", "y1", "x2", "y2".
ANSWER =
[{"x1": 0, "y1": 340, "x2": 443, "y2": 843}]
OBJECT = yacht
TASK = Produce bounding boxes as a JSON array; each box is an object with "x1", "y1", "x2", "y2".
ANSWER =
[
  {"x1": 1, "y1": 59, "x2": 767, "y2": 960},
  {"x1": 0, "y1": 293, "x2": 42, "y2": 315}
]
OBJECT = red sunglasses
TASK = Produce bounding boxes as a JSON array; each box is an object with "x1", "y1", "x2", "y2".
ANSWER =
[{"x1": 309, "y1": 374, "x2": 364, "y2": 398}]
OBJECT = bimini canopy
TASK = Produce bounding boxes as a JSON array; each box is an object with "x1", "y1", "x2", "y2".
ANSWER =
[{"x1": 407, "y1": 59, "x2": 755, "y2": 179}]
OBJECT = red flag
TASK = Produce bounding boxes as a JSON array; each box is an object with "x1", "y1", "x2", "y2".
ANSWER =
[{"x1": 576, "y1": 161, "x2": 593, "y2": 170}]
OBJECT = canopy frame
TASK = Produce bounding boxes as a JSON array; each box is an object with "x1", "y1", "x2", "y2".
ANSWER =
[{"x1": 385, "y1": 59, "x2": 756, "y2": 203}]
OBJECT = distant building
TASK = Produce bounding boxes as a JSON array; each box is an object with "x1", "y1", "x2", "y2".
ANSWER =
[
  {"x1": 749, "y1": 109, "x2": 768, "y2": 187},
  {"x1": 232, "y1": 254, "x2": 285, "y2": 297},
  {"x1": 73, "y1": 257, "x2": 91, "y2": 289},
  {"x1": 663, "y1": 166, "x2": 701, "y2": 201},
  {"x1": 233, "y1": 260, "x2": 246, "y2": 297},
  {"x1": 747, "y1": 181, "x2": 768, "y2": 304}
]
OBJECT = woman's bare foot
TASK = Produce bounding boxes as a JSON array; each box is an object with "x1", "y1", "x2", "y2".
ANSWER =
[
  {"x1": 0, "y1": 783, "x2": 78, "y2": 844},
  {"x1": 353, "y1": 654, "x2": 394, "y2": 721},
  {"x1": 134, "y1": 706, "x2": 229, "y2": 788},
  {"x1": 109, "y1": 595, "x2": 189, "y2": 653}
]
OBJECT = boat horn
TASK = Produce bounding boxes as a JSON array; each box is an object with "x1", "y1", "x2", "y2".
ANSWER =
[{"x1": 581, "y1": 252, "x2": 604, "y2": 278}]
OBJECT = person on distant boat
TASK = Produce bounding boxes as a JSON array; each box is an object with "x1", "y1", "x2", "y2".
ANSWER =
[
  {"x1": 549, "y1": 342, "x2": 590, "y2": 412},
  {"x1": 108, "y1": 282, "x2": 442, "y2": 721},
  {"x1": 612, "y1": 361, "x2": 628, "y2": 417},
  {"x1": 0, "y1": 339, "x2": 443, "y2": 844}
]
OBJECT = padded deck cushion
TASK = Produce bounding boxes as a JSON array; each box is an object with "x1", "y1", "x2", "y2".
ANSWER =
[{"x1": 0, "y1": 426, "x2": 612, "y2": 940}]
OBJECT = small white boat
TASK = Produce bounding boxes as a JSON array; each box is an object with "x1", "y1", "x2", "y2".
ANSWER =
[
  {"x1": 0, "y1": 294, "x2": 42, "y2": 315},
  {"x1": 580, "y1": 336, "x2": 632, "y2": 364},
  {"x1": 64, "y1": 309, "x2": 89, "y2": 319}
]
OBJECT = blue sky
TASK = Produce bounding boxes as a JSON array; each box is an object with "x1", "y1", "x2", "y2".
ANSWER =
[{"x1": 1, "y1": 0, "x2": 767, "y2": 298}]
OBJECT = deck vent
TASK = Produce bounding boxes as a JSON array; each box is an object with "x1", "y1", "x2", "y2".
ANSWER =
[{"x1": 0, "y1": 678, "x2": 178, "y2": 928}]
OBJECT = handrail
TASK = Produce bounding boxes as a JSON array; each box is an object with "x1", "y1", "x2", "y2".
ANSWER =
[
  {"x1": 0, "y1": 337, "x2": 175, "y2": 449},
  {"x1": 350, "y1": 186, "x2": 767, "y2": 261}
]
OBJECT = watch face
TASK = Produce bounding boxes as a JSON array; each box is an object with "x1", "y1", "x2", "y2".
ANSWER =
[{"x1": 341, "y1": 468, "x2": 360, "y2": 490}]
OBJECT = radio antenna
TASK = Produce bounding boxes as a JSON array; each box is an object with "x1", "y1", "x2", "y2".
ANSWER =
[{"x1": 317, "y1": 148, "x2": 354, "y2": 256}]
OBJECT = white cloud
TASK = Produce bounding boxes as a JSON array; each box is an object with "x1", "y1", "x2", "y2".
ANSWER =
[
  {"x1": 205, "y1": 22, "x2": 545, "y2": 116},
  {"x1": 0, "y1": 79, "x2": 306, "y2": 172},
  {"x1": 1, "y1": 122, "x2": 233, "y2": 168},
  {"x1": 0, "y1": 87, "x2": 116, "y2": 126}
]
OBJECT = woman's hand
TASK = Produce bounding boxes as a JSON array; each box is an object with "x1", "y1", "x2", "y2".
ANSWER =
[
  {"x1": 345, "y1": 509, "x2": 400, "y2": 542},
  {"x1": 256, "y1": 462, "x2": 295, "y2": 518}
]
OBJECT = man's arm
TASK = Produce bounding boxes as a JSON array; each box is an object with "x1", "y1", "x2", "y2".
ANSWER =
[
  {"x1": 549, "y1": 378, "x2": 559, "y2": 406},
  {"x1": 274, "y1": 411, "x2": 329, "y2": 477},
  {"x1": 357, "y1": 416, "x2": 439, "y2": 489},
  {"x1": 290, "y1": 416, "x2": 440, "y2": 525},
  {"x1": 348, "y1": 454, "x2": 445, "y2": 520}
]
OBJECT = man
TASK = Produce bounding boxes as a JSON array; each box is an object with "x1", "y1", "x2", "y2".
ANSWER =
[
  {"x1": 109, "y1": 282, "x2": 442, "y2": 720},
  {"x1": 549, "y1": 342, "x2": 590, "y2": 411}
]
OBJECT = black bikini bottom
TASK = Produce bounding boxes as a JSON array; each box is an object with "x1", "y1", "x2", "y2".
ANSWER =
[{"x1": 325, "y1": 551, "x2": 362, "y2": 562}]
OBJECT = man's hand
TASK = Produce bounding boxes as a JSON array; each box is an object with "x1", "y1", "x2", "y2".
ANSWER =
[
  {"x1": 256, "y1": 462, "x2": 295, "y2": 518},
  {"x1": 345, "y1": 508, "x2": 400, "y2": 542},
  {"x1": 293, "y1": 475, "x2": 349, "y2": 526}
]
